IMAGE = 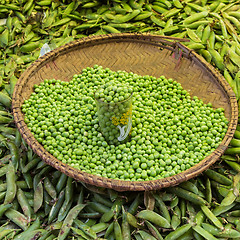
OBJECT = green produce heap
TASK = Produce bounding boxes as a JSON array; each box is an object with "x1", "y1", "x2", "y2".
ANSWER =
[
  {"x1": 22, "y1": 65, "x2": 228, "y2": 181},
  {"x1": 0, "y1": 0, "x2": 240, "y2": 239}
]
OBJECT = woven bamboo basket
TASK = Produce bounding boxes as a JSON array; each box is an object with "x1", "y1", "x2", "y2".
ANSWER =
[{"x1": 12, "y1": 33, "x2": 238, "y2": 192}]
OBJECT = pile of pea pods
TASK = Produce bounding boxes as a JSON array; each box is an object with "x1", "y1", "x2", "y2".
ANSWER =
[{"x1": 0, "y1": 0, "x2": 240, "y2": 239}]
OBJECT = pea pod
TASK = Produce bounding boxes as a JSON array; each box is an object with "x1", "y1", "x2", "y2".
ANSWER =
[
  {"x1": 16, "y1": 188, "x2": 33, "y2": 220},
  {"x1": 111, "y1": 9, "x2": 141, "y2": 23},
  {"x1": 58, "y1": 203, "x2": 86, "y2": 240},
  {"x1": 48, "y1": 189, "x2": 65, "y2": 224},
  {"x1": 145, "y1": 220, "x2": 163, "y2": 240},
  {"x1": 128, "y1": 193, "x2": 141, "y2": 214},
  {"x1": 137, "y1": 210, "x2": 171, "y2": 228},
  {"x1": 193, "y1": 225, "x2": 218, "y2": 240},
  {"x1": 162, "y1": 8, "x2": 181, "y2": 19},
  {"x1": 44, "y1": 177, "x2": 57, "y2": 199},
  {"x1": 199, "y1": 49, "x2": 212, "y2": 63},
  {"x1": 91, "y1": 222, "x2": 109, "y2": 233},
  {"x1": 183, "y1": 11, "x2": 209, "y2": 25},
  {"x1": 20, "y1": 41, "x2": 41, "y2": 53},
  {"x1": 202, "y1": 223, "x2": 240, "y2": 238},
  {"x1": 150, "y1": 15, "x2": 166, "y2": 28},
  {"x1": 153, "y1": 193, "x2": 171, "y2": 223},
  {"x1": 121, "y1": 207, "x2": 131, "y2": 240},
  {"x1": 4, "y1": 208, "x2": 28, "y2": 230},
  {"x1": 165, "y1": 224, "x2": 192, "y2": 240},
  {"x1": 0, "y1": 203, "x2": 12, "y2": 218},
  {"x1": 152, "y1": 5, "x2": 168, "y2": 14},
  {"x1": 172, "y1": 0, "x2": 183, "y2": 8},
  {"x1": 0, "y1": 92, "x2": 11, "y2": 108},
  {"x1": 207, "y1": 48, "x2": 225, "y2": 71},
  {"x1": 14, "y1": 217, "x2": 41, "y2": 240},
  {"x1": 100, "y1": 197, "x2": 123, "y2": 222},
  {"x1": 4, "y1": 161, "x2": 16, "y2": 204},
  {"x1": 73, "y1": 219, "x2": 97, "y2": 239},
  {"x1": 205, "y1": 169, "x2": 232, "y2": 186},
  {"x1": 101, "y1": 25, "x2": 121, "y2": 33},
  {"x1": 166, "y1": 187, "x2": 208, "y2": 206},
  {"x1": 201, "y1": 205, "x2": 223, "y2": 229}
]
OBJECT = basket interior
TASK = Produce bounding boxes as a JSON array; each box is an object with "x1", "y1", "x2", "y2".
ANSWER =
[{"x1": 13, "y1": 34, "x2": 238, "y2": 191}]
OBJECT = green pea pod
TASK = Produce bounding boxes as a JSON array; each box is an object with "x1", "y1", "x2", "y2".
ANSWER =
[
  {"x1": 14, "y1": 217, "x2": 41, "y2": 240},
  {"x1": 126, "y1": 212, "x2": 142, "y2": 229},
  {"x1": 101, "y1": 25, "x2": 121, "y2": 33},
  {"x1": 137, "y1": 210, "x2": 171, "y2": 228},
  {"x1": 171, "y1": 210, "x2": 181, "y2": 230},
  {"x1": 4, "y1": 161, "x2": 16, "y2": 204},
  {"x1": 205, "y1": 177, "x2": 212, "y2": 204},
  {"x1": 150, "y1": 15, "x2": 166, "y2": 28},
  {"x1": 0, "y1": 28, "x2": 9, "y2": 47},
  {"x1": 128, "y1": 193, "x2": 141, "y2": 214},
  {"x1": 187, "y1": 43, "x2": 205, "y2": 50},
  {"x1": 56, "y1": 172, "x2": 68, "y2": 193},
  {"x1": 58, "y1": 203, "x2": 86, "y2": 240},
  {"x1": 166, "y1": 187, "x2": 208, "y2": 206},
  {"x1": 0, "y1": 203, "x2": 12, "y2": 218},
  {"x1": 0, "y1": 92, "x2": 11, "y2": 108},
  {"x1": 15, "y1": 11, "x2": 26, "y2": 22},
  {"x1": 23, "y1": 0, "x2": 34, "y2": 13},
  {"x1": 87, "y1": 201, "x2": 111, "y2": 214},
  {"x1": 162, "y1": 8, "x2": 181, "y2": 19},
  {"x1": 20, "y1": 41, "x2": 40, "y2": 53},
  {"x1": 113, "y1": 217, "x2": 123, "y2": 240},
  {"x1": 57, "y1": 199, "x2": 73, "y2": 221},
  {"x1": 186, "y1": 2, "x2": 207, "y2": 12},
  {"x1": 121, "y1": 207, "x2": 131, "y2": 240},
  {"x1": 134, "y1": 11, "x2": 152, "y2": 21},
  {"x1": 112, "y1": 9, "x2": 141, "y2": 23},
  {"x1": 0, "y1": 165, "x2": 8, "y2": 178},
  {"x1": 165, "y1": 224, "x2": 192, "y2": 240},
  {"x1": 129, "y1": 0, "x2": 144, "y2": 9},
  {"x1": 138, "y1": 230, "x2": 156, "y2": 240},
  {"x1": 223, "y1": 13, "x2": 240, "y2": 32},
  {"x1": 207, "y1": 48, "x2": 225, "y2": 71},
  {"x1": 70, "y1": 227, "x2": 90, "y2": 239},
  {"x1": 172, "y1": 0, "x2": 183, "y2": 8},
  {"x1": 153, "y1": 193, "x2": 171, "y2": 223},
  {"x1": 48, "y1": 189, "x2": 65, "y2": 224},
  {"x1": 0, "y1": 229, "x2": 19, "y2": 239},
  {"x1": 100, "y1": 197, "x2": 123, "y2": 222},
  {"x1": 152, "y1": 5, "x2": 168, "y2": 14},
  {"x1": 16, "y1": 188, "x2": 33, "y2": 220},
  {"x1": 5, "y1": 208, "x2": 28, "y2": 230},
  {"x1": 73, "y1": 219, "x2": 97, "y2": 239},
  {"x1": 179, "y1": 181, "x2": 199, "y2": 195},
  {"x1": 90, "y1": 222, "x2": 109, "y2": 233},
  {"x1": 34, "y1": 180, "x2": 43, "y2": 213},
  {"x1": 201, "y1": 205, "x2": 223, "y2": 229},
  {"x1": 44, "y1": 177, "x2": 57, "y2": 199},
  {"x1": 228, "y1": 48, "x2": 240, "y2": 67},
  {"x1": 199, "y1": 49, "x2": 212, "y2": 63},
  {"x1": 145, "y1": 220, "x2": 164, "y2": 240},
  {"x1": 193, "y1": 225, "x2": 218, "y2": 240},
  {"x1": 183, "y1": 11, "x2": 209, "y2": 25},
  {"x1": 228, "y1": 11, "x2": 240, "y2": 19},
  {"x1": 22, "y1": 157, "x2": 41, "y2": 173},
  {"x1": 93, "y1": 193, "x2": 112, "y2": 208},
  {"x1": 201, "y1": 25, "x2": 211, "y2": 45}
]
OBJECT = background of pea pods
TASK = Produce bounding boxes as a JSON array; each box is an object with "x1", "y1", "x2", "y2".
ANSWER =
[{"x1": 0, "y1": 0, "x2": 240, "y2": 239}]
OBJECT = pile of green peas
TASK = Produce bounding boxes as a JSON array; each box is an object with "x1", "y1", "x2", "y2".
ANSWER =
[
  {"x1": 95, "y1": 81, "x2": 133, "y2": 103},
  {"x1": 22, "y1": 65, "x2": 229, "y2": 181}
]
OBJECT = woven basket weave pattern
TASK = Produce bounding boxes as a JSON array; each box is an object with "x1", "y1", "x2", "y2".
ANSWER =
[{"x1": 12, "y1": 33, "x2": 238, "y2": 191}]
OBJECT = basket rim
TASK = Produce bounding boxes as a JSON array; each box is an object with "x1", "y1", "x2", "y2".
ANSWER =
[{"x1": 12, "y1": 33, "x2": 238, "y2": 191}]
